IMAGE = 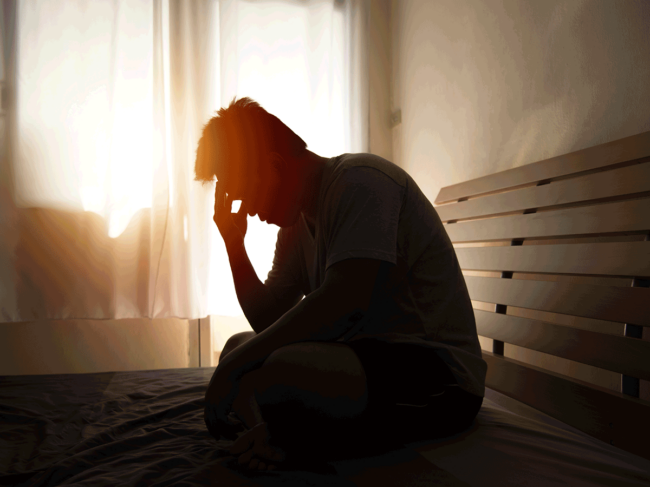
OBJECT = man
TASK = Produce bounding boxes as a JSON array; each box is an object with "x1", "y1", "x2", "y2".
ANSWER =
[{"x1": 194, "y1": 97, "x2": 486, "y2": 472}]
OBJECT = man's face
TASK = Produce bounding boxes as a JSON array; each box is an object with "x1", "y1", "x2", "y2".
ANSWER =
[{"x1": 222, "y1": 158, "x2": 301, "y2": 228}]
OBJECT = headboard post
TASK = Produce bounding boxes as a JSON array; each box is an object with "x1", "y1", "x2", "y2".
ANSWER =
[
  {"x1": 622, "y1": 235, "x2": 650, "y2": 397},
  {"x1": 491, "y1": 239, "x2": 523, "y2": 355}
]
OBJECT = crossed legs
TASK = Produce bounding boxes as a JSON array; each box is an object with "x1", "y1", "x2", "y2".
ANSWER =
[{"x1": 218, "y1": 331, "x2": 370, "y2": 471}]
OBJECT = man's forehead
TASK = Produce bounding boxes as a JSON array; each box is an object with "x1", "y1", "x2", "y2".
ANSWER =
[
  {"x1": 221, "y1": 173, "x2": 262, "y2": 197},
  {"x1": 221, "y1": 181, "x2": 244, "y2": 198}
]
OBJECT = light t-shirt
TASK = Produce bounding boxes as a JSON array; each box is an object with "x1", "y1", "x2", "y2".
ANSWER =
[{"x1": 264, "y1": 153, "x2": 487, "y2": 398}]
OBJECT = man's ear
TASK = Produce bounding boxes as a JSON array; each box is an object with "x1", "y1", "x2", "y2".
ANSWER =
[{"x1": 269, "y1": 152, "x2": 288, "y2": 175}]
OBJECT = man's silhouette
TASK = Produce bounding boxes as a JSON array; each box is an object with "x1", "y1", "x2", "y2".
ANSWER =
[{"x1": 195, "y1": 97, "x2": 486, "y2": 472}]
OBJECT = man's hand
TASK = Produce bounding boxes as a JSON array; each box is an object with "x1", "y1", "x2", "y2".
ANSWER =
[
  {"x1": 214, "y1": 182, "x2": 248, "y2": 249},
  {"x1": 204, "y1": 364, "x2": 243, "y2": 441}
]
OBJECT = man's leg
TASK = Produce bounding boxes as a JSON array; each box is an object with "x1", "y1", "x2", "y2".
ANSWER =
[
  {"x1": 219, "y1": 331, "x2": 256, "y2": 364},
  {"x1": 230, "y1": 341, "x2": 371, "y2": 470},
  {"x1": 258, "y1": 342, "x2": 369, "y2": 459},
  {"x1": 257, "y1": 341, "x2": 369, "y2": 421},
  {"x1": 219, "y1": 331, "x2": 265, "y2": 430},
  {"x1": 222, "y1": 335, "x2": 368, "y2": 432}
]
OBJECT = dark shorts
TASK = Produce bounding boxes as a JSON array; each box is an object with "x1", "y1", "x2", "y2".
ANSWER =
[
  {"x1": 344, "y1": 337, "x2": 483, "y2": 448},
  {"x1": 265, "y1": 337, "x2": 483, "y2": 461}
]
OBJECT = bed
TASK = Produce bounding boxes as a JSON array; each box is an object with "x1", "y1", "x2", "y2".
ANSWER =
[
  {"x1": 2, "y1": 131, "x2": 650, "y2": 486},
  {"x1": 0, "y1": 367, "x2": 648, "y2": 487}
]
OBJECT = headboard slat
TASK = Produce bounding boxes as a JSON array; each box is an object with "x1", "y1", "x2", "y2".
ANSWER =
[
  {"x1": 435, "y1": 131, "x2": 650, "y2": 204},
  {"x1": 465, "y1": 276, "x2": 650, "y2": 326},
  {"x1": 436, "y1": 161, "x2": 650, "y2": 222},
  {"x1": 445, "y1": 198, "x2": 650, "y2": 243},
  {"x1": 475, "y1": 310, "x2": 650, "y2": 379},
  {"x1": 456, "y1": 241, "x2": 650, "y2": 277},
  {"x1": 483, "y1": 351, "x2": 650, "y2": 460}
]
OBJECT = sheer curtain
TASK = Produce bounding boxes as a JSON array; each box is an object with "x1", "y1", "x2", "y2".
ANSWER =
[{"x1": 0, "y1": 0, "x2": 369, "y2": 322}]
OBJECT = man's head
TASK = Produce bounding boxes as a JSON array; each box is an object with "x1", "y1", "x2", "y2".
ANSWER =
[{"x1": 195, "y1": 97, "x2": 310, "y2": 227}]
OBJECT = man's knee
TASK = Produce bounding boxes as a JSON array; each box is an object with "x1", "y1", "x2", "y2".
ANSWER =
[
  {"x1": 254, "y1": 342, "x2": 369, "y2": 420},
  {"x1": 219, "y1": 331, "x2": 256, "y2": 364}
]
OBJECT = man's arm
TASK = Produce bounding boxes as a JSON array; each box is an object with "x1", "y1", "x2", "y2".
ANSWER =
[
  {"x1": 227, "y1": 240, "x2": 302, "y2": 334},
  {"x1": 218, "y1": 258, "x2": 383, "y2": 379}
]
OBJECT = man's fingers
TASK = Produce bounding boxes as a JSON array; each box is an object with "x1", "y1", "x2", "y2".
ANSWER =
[
  {"x1": 214, "y1": 184, "x2": 223, "y2": 211},
  {"x1": 215, "y1": 184, "x2": 234, "y2": 214}
]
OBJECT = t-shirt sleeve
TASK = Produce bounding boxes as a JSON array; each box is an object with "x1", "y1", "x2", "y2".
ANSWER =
[
  {"x1": 263, "y1": 227, "x2": 305, "y2": 303},
  {"x1": 323, "y1": 166, "x2": 404, "y2": 271}
]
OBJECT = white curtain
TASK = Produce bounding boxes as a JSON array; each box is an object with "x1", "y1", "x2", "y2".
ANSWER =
[{"x1": 0, "y1": 0, "x2": 369, "y2": 322}]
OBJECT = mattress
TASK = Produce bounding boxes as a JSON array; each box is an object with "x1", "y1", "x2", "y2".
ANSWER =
[{"x1": 1, "y1": 367, "x2": 648, "y2": 486}]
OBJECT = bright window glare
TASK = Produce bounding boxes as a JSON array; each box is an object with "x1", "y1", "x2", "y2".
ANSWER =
[
  {"x1": 237, "y1": 1, "x2": 346, "y2": 157},
  {"x1": 15, "y1": 0, "x2": 156, "y2": 238},
  {"x1": 14, "y1": 0, "x2": 348, "y2": 318},
  {"x1": 206, "y1": 1, "x2": 346, "y2": 317}
]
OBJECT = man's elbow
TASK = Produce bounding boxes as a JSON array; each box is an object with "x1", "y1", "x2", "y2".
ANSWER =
[{"x1": 305, "y1": 288, "x2": 368, "y2": 341}]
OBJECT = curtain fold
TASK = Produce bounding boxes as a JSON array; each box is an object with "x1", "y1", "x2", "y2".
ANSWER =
[
  {"x1": 0, "y1": 0, "x2": 19, "y2": 322},
  {"x1": 0, "y1": 0, "x2": 369, "y2": 322},
  {"x1": 152, "y1": 0, "x2": 219, "y2": 318}
]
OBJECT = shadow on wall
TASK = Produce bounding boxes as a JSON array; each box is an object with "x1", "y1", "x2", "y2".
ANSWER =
[{"x1": 5, "y1": 205, "x2": 156, "y2": 321}]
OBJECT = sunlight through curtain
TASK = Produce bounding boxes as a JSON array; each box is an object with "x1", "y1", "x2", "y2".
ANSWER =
[{"x1": 0, "y1": 0, "x2": 368, "y2": 322}]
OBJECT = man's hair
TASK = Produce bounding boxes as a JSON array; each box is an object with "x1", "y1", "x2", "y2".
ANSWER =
[{"x1": 194, "y1": 97, "x2": 307, "y2": 185}]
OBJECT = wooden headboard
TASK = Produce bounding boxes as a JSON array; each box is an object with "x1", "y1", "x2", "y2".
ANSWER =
[{"x1": 434, "y1": 131, "x2": 650, "y2": 460}]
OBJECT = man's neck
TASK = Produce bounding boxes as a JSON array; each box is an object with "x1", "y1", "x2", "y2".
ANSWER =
[{"x1": 299, "y1": 151, "x2": 328, "y2": 225}]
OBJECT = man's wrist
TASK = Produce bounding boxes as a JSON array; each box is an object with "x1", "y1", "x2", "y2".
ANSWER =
[{"x1": 225, "y1": 237, "x2": 245, "y2": 255}]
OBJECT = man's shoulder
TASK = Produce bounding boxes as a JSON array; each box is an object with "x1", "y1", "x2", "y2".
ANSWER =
[{"x1": 334, "y1": 153, "x2": 408, "y2": 188}]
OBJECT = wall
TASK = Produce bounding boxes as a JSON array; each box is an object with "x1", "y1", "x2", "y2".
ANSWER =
[
  {"x1": 368, "y1": 0, "x2": 393, "y2": 162},
  {"x1": 0, "y1": 318, "x2": 192, "y2": 375},
  {"x1": 391, "y1": 0, "x2": 650, "y2": 204},
  {"x1": 391, "y1": 0, "x2": 650, "y2": 395}
]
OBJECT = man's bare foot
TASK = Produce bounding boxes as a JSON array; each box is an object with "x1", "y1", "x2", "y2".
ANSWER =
[{"x1": 229, "y1": 422, "x2": 287, "y2": 472}]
